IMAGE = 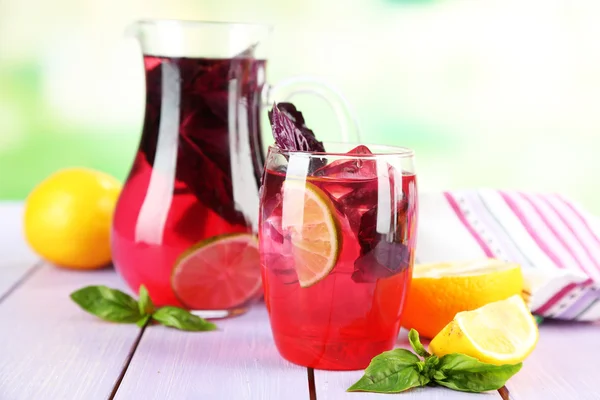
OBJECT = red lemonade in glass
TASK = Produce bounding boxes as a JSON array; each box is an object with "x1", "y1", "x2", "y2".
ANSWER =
[{"x1": 259, "y1": 144, "x2": 418, "y2": 370}]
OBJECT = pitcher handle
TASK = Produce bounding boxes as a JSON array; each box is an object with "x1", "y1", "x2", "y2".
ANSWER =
[{"x1": 266, "y1": 76, "x2": 361, "y2": 143}]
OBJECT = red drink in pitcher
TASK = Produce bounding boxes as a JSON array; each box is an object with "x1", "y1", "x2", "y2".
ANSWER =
[
  {"x1": 259, "y1": 144, "x2": 418, "y2": 370},
  {"x1": 112, "y1": 54, "x2": 266, "y2": 314}
]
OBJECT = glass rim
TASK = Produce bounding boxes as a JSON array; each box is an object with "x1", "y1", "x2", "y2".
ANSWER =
[
  {"x1": 133, "y1": 18, "x2": 274, "y2": 31},
  {"x1": 267, "y1": 143, "x2": 415, "y2": 158}
]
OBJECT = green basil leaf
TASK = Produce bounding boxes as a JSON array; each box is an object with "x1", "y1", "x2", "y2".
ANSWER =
[
  {"x1": 70, "y1": 285, "x2": 141, "y2": 323},
  {"x1": 422, "y1": 354, "x2": 440, "y2": 380},
  {"x1": 136, "y1": 314, "x2": 151, "y2": 327},
  {"x1": 137, "y1": 285, "x2": 155, "y2": 316},
  {"x1": 408, "y1": 329, "x2": 430, "y2": 358},
  {"x1": 435, "y1": 353, "x2": 522, "y2": 392},
  {"x1": 433, "y1": 370, "x2": 446, "y2": 381},
  {"x1": 347, "y1": 349, "x2": 426, "y2": 393},
  {"x1": 152, "y1": 307, "x2": 217, "y2": 331},
  {"x1": 415, "y1": 360, "x2": 425, "y2": 373},
  {"x1": 425, "y1": 354, "x2": 439, "y2": 368}
]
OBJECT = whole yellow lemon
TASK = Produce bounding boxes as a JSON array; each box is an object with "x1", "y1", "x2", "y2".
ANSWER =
[{"x1": 23, "y1": 167, "x2": 122, "y2": 269}]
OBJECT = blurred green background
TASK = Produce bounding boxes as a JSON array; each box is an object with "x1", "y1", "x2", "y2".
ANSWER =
[{"x1": 1, "y1": 0, "x2": 599, "y2": 214}]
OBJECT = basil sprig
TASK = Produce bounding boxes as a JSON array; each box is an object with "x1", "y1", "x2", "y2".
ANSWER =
[
  {"x1": 348, "y1": 329, "x2": 522, "y2": 394},
  {"x1": 70, "y1": 285, "x2": 216, "y2": 332}
]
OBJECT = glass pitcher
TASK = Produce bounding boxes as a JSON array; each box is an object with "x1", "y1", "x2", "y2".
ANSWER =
[{"x1": 111, "y1": 19, "x2": 359, "y2": 317}]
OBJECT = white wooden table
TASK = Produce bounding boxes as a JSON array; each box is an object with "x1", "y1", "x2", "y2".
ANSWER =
[{"x1": 1, "y1": 202, "x2": 599, "y2": 400}]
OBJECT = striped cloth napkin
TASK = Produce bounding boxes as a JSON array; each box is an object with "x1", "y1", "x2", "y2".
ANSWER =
[{"x1": 415, "y1": 190, "x2": 600, "y2": 322}]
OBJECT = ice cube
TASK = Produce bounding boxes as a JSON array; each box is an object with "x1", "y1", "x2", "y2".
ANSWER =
[
  {"x1": 337, "y1": 180, "x2": 379, "y2": 208},
  {"x1": 265, "y1": 214, "x2": 284, "y2": 244},
  {"x1": 263, "y1": 252, "x2": 298, "y2": 285},
  {"x1": 314, "y1": 145, "x2": 376, "y2": 179},
  {"x1": 346, "y1": 145, "x2": 373, "y2": 155},
  {"x1": 335, "y1": 181, "x2": 379, "y2": 232},
  {"x1": 309, "y1": 145, "x2": 378, "y2": 230},
  {"x1": 334, "y1": 161, "x2": 402, "y2": 236},
  {"x1": 262, "y1": 190, "x2": 285, "y2": 244}
]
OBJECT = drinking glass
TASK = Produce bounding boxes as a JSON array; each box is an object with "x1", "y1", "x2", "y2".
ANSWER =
[{"x1": 259, "y1": 143, "x2": 418, "y2": 370}]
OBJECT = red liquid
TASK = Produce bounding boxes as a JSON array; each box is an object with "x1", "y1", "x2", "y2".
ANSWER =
[
  {"x1": 259, "y1": 167, "x2": 418, "y2": 370},
  {"x1": 112, "y1": 55, "x2": 266, "y2": 310}
]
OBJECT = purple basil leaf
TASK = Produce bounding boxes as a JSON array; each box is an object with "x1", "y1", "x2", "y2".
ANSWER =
[
  {"x1": 352, "y1": 240, "x2": 411, "y2": 282},
  {"x1": 268, "y1": 102, "x2": 326, "y2": 152},
  {"x1": 177, "y1": 131, "x2": 247, "y2": 226},
  {"x1": 352, "y1": 196, "x2": 413, "y2": 283},
  {"x1": 140, "y1": 51, "x2": 263, "y2": 227},
  {"x1": 356, "y1": 206, "x2": 380, "y2": 253}
]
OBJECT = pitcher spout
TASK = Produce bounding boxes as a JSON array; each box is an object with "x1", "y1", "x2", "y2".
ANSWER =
[{"x1": 124, "y1": 19, "x2": 271, "y2": 59}]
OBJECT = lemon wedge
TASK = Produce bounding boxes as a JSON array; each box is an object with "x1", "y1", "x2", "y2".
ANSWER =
[{"x1": 429, "y1": 295, "x2": 539, "y2": 365}]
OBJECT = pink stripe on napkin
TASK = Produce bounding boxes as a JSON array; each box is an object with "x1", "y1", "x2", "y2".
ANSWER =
[
  {"x1": 534, "y1": 282, "x2": 579, "y2": 315},
  {"x1": 499, "y1": 191, "x2": 566, "y2": 269},
  {"x1": 541, "y1": 196, "x2": 600, "y2": 277},
  {"x1": 519, "y1": 193, "x2": 588, "y2": 275},
  {"x1": 444, "y1": 192, "x2": 494, "y2": 257},
  {"x1": 557, "y1": 194, "x2": 600, "y2": 249}
]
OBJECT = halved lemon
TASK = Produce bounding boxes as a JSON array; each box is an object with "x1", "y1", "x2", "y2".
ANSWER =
[
  {"x1": 402, "y1": 259, "x2": 524, "y2": 338},
  {"x1": 281, "y1": 180, "x2": 340, "y2": 288},
  {"x1": 429, "y1": 295, "x2": 539, "y2": 365}
]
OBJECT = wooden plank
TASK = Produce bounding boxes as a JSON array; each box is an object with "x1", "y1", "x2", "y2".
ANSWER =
[
  {"x1": 0, "y1": 202, "x2": 39, "y2": 298},
  {"x1": 0, "y1": 265, "x2": 142, "y2": 400},
  {"x1": 114, "y1": 306, "x2": 310, "y2": 400},
  {"x1": 314, "y1": 330, "x2": 501, "y2": 399},
  {"x1": 506, "y1": 320, "x2": 600, "y2": 399},
  {"x1": 0, "y1": 260, "x2": 42, "y2": 303}
]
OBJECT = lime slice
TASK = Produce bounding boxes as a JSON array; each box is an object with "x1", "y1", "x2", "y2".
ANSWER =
[
  {"x1": 171, "y1": 233, "x2": 261, "y2": 310},
  {"x1": 281, "y1": 180, "x2": 341, "y2": 287}
]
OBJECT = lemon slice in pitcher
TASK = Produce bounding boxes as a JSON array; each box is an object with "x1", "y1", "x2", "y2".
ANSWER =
[
  {"x1": 281, "y1": 180, "x2": 341, "y2": 288},
  {"x1": 429, "y1": 295, "x2": 539, "y2": 365}
]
